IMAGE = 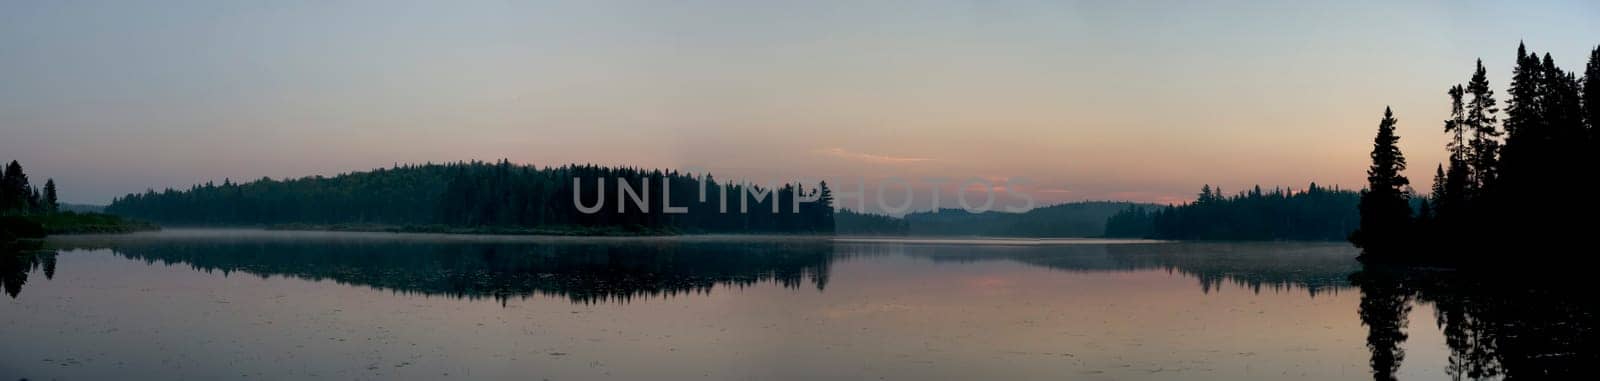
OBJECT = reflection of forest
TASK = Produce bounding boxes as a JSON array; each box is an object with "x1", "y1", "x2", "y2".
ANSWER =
[
  {"x1": 866, "y1": 242, "x2": 1359, "y2": 296},
  {"x1": 13, "y1": 237, "x2": 1595, "y2": 378},
  {"x1": 42, "y1": 238, "x2": 836, "y2": 304},
  {"x1": 13, "y1": 239, "x2": 1363, "y2": 302},
  {"x1": 1354, "y1": 267, "x2": 1597, "y2": 380}
]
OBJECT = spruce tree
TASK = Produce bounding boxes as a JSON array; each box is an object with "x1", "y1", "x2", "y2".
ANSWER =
[
  {"x1": 1586, "y1": 46, "x2": 1600, "y2": 135},
  {"x1": 1353, "y1": 107, "x2": 1412, "y2": 255},
  {"x1": 2, "y1": 161, "x2": 30, "y2": 214},
  {"x1": 1463, "y1": 60, "x2": 1501, "y2": 190},
  {"x1": 43, "y1": 179, "x2": 59, "y2": 213},
  {"x1": 1440, "y1": 84, "x2": 1471, "y2": 214},
  {"x1": 1500, "y1": 44, "x2": 1547, "y2": 198}
]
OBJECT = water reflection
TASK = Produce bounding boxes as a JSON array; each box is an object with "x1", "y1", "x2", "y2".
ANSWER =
[
  {"x1": 7, "y1": 232, "x2": 1596, "y2": 379},
  {"x1": 1353, "y1": 266, "x2": 1598, "y2": 380},
  {"x1": 49, "y1": 236, "x2": 836, "y2": 304},
  {"x1": 25, "y1": 233, "x2": 1362, "y2": 303},
  {"x1": 1, "y1": 241, "x2": 56, "y2": 298},
  {"x1": 886, "y1": 242, "x2": 1358, "y2": 296}
]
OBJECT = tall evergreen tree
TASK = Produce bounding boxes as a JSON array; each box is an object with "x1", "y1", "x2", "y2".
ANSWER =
[
  {"x1": 1463, "y1": 60, "x2": 1501, "y2": 190},
  {"x1": 1586, "y1": 46, "x2": 1600, "y2": 136},
  {"x1": 1439, "y1": 85, "x2": 1471, "y2": 216},
  {"x1": 1, "y1": 161, "x2": 31, "y2": 214},
  {"x1": 1429, "y1": 165, "x2": 1446, "y2": 208},
  {"x1": 1502, "y1": 43, "x2": 1541, "y2": 179},
  {"x1": 1352, "y1": 107, "x2": 1412, "y2": 255},
  {"x1": 1445, "y1": 85, "x2": 1468, "y2": 165},
  {"x1": 42, "y1": 179, "x2": 59, "y2": 213}
]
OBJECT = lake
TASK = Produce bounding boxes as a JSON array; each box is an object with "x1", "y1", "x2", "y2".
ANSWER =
[{"x1": 2, "y1": 230, "x2": 1590, "y2": 380}]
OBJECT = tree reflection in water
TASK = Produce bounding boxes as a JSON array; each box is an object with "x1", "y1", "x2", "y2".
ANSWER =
[
  {"x1": 50, "y1": 237, "x2": 837, "y2": 305},
  {"x1": 1354, "y1": 266, "x2": 1597, "y2": 380},
  {"x1": 13, "y1": 235, "x2": 1597, "y2": 379},
  {"x1": 1, "y1": 241, "x2": 56, "y2": 298}
]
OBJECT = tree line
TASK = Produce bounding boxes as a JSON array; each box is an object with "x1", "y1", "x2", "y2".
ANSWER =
[
  {"x1": 106, "y1": 160, "x2": 837, "y2": 234},
  {"x1": 831, "y1": 201, "x2": 1146, "y2": 237},
  {"x1": 1104, "y1": 183, "x2": 1360, "y2": 241},
  {"x1": 1354, "y1": 43, "x2": 1600, "y2": 263},
  {"x1": 834, "y1": 209, "x2": 909, "y2": 235}
]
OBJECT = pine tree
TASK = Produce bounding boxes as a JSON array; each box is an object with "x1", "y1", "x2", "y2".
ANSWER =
[
  {"x1": 1440, "y1": 83, "x2": 1472, "y2": 215},
  {"x1": 1353, "y1": 107, "x2": 1412, "y2": 256},
  {"x1": 43, "y1": 179, "x2": 59, "y2": 213},
  {"x1": 1445, "y1": 85, "x2": 1468, "y2": 165}
]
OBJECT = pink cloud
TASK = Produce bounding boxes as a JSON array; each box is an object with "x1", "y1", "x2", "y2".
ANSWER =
[{"x1": 814, "y1": 147, "x2": 933, "y2": 164}]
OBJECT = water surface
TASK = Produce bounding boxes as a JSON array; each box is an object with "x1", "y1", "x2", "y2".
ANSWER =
[{"x1": 1, "y1": 230, "x2": 1588, "y2": 379}]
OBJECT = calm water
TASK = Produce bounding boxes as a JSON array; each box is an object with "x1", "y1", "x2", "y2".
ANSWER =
[{"x1": 1, "y1": 230, "x2": 1591, "y2": 380}]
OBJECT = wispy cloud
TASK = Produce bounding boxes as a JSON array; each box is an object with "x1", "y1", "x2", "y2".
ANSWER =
[{"x1": 814, "y1": 147, "x2": 933, "y2": 164}]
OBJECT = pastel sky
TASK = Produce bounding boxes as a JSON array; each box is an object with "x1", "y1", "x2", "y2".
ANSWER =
[{"x1": 2, "y1": 1, "x2": 1598, "y2": 208}]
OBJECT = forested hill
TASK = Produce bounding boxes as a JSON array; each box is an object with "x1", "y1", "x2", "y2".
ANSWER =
[{"x1": 106, "y1": 161, "x2": 835, "y2": 234}]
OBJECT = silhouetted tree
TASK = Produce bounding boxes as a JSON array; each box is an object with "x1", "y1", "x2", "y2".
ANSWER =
[
  {"x1": 1375, "y1": 42, "x2": 1600, "y2": 261},
  {"x1": 1586, "y1": 46, "x2": 1600, "y2": 136},
  {"x1": 1352, "y1": 107, "x2": 1412, "y2": 257},
  {"x1": 2, "y1": 161, "x2": 34, "y2": 215},
  {"x1": 1464, "y1": 60, "x2": 1502, "y2": 190}
]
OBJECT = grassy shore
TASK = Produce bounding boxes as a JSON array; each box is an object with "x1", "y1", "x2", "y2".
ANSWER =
[{"x1": 2, "y1": 212, "x2": 159, "y2": 241}]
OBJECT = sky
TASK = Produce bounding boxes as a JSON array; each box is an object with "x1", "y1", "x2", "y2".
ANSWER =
[{"x1": 2, "y1": 0, "x2": 1598, "y2": 209}]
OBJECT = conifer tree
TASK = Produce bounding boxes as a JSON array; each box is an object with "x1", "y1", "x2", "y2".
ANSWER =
[
  {"x1": 1, "y1": 161, "x2": 31, "y2": 214},
  {"x1": 1463, "y1": 60, "x2": 1501, "y2": 189},
  {"x1": 1586, "y1": 46, "x2": 1600, "y2": 135},
  {"x1": 1353, "y1": 107, "x2": 1412, "y2": 254},
  {"x1": 43, "y1": 179, "x2": 59, "y2": 213},
  {"x1": 1429, "y1": 165, "x2": 1446, "y2": 209}
]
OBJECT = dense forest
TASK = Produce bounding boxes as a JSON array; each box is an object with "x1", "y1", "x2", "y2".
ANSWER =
[
  {"x1": 1354, "y1": 43, "x2": 1600, "y2": 263},
  {"x1": 830, "y1": 201, "x2": 1149, "y2": 237},
  {"x1": 1104, "y1": 183, "x2": 1361, "y2": 241},
  {"x1": 833, "y1": 209, "x2": 909, "y2": 235},
  {"x1": 107, "y1": 160, "x2": 836, "y2": 234},
  {"x1": 899, "y1": 201, "x2": 1146, "y2": 237}
]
